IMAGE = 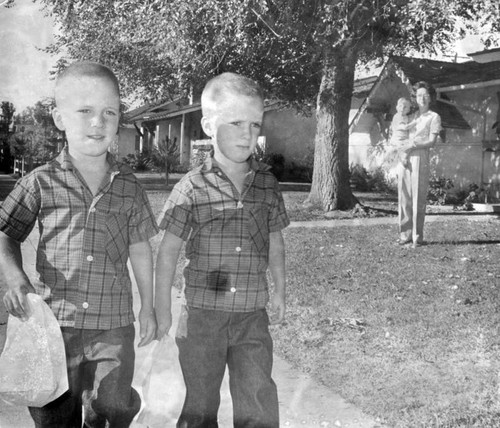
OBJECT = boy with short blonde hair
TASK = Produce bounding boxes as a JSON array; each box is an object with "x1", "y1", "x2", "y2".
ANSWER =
[
  {"x1": 0, "y1": 61, "x2": 158, "y2": 427},
  {"x1": 155, "y1": 72, "x2": 288, "y2": 427}
]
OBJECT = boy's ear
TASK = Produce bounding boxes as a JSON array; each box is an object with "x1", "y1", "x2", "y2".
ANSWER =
[
  {"x1": 201, "y1": 116, "x2": 214, "y2": 138},
  {"x1": 52, "y1": 108, "x2": 66, "y2": 131}
]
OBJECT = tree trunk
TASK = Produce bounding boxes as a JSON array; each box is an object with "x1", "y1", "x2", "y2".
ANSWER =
[{"x1": 306, "y1": 48, "x2": 358, "y2": 211}]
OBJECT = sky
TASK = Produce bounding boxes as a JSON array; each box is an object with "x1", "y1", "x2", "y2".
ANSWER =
[{"x1": 0, "y1": 0, "x2": 56, "y2": 114}]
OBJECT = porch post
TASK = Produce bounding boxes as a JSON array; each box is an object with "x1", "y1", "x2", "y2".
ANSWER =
[
  {"x1": 180, "y1": 113, "x2": 186, "y2": 164},
  {"x1": 140, "y1": 126, "x2": 146, "y2": 153}
]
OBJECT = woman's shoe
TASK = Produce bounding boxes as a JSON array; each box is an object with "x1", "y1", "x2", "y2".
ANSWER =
[{"x1": 397, "y1": 238, "x2": 412, "y2": 245}]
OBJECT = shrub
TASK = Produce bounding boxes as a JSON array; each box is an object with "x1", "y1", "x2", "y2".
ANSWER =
[
  {"x1": 349, "y1": 164, "x2": 370, "y2": 191},
  {"x1": 149, "y1": 137, "x2": 179, "y2": 174},
  {"x1": 349, "y1": 164, "x2": 396, "y2": 193},
  {"x1": 254, "y1": 146, "x2": 286, "y2": 180},
  {"x1": 122, "y1": 150, "x2": 153, "y2": 171},
  {"x1": 456, "y1": 183, "x2": 488, "y2": 210},
  {"x1": 427, "y1": 176, "x2": 454, "y2": 205}
]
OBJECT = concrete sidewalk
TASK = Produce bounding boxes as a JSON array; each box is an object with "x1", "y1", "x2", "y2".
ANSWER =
[{"x1": 0, "y1": 228, "x2": 382, "y2": 428}]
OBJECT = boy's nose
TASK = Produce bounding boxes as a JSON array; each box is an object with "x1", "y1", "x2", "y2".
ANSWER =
[
  {"x1": 91, "y1": 113, "x2": 105, "y2": 127},
  {"x1": 241, "y1": 124, "x2": 252, "y2": 138}
]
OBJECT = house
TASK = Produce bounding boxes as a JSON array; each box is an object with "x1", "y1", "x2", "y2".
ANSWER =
[
  {"x1": 121, "y1": 50, "x2": 500, "y2": 196},
  {"x1": 122, "y1": 96, "x2": 316, "y2": 177},
  {"x1": 350, "y1": 55, "x2": 500, "y2": 198}
]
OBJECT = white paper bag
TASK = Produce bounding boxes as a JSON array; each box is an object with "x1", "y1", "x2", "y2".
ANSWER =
[
  {"x1": 134, "y1": 335, "x2": 185, "y2": 427},
  {"x1": 0, "y1": 293, "x2": 68, "y2": 407}
]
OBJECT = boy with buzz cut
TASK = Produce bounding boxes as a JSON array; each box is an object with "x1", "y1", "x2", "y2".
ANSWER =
[
  {"x1": 0, "y1": 61, "x2": 159, "y2": 427},
  {"x1": 155, "y1": 72, "x2": 289, "y2": 427}
]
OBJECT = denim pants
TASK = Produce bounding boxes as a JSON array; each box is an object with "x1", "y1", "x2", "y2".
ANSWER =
[
  {"x1": 28, "y1": 324, "x2": 140, "y2": 428},
  {"x1": 176, "y1": 308, "x2": 279, "y2": 428}
]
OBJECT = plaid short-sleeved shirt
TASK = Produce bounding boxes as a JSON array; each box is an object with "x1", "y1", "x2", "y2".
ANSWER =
[
  {"x1": 0, "y1": 148, "x2": 159, "y2": 329},
  {"x1": 158, "y1": 157, "x2": 290, "y2": 312}
]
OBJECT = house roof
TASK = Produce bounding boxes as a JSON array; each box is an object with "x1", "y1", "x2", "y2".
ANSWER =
[
  {"x1": 126, "y1": 55, "x2": 498, "y2": 131},
  {"x1": 353, "y1": 76, "x2": 378, "y2": 97},
  {"x1": 390, "y1": 56, "x2": 500, "y2": 89},
  {"x1": 465, "y1": 47, "x2": 500, "y2": 64},
  {"x1": 349, "y1": 55, "x2": 500, "y2": 131},
  {"x1": 124, "y1": 98, "x2": 193, "y2": 122},
  {"x1": 124, "y1": 98, "x2": 282, "y2": 124}
]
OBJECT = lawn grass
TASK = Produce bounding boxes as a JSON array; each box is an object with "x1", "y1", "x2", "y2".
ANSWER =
[
  {"x1": 147, "y1": 190, "x2": 500, "y2": 428},
  {"x1": 278, "y1": 220, "x2": 500, "y2": 428}
]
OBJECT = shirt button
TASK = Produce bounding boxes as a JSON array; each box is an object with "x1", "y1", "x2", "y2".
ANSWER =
[
  {"x1": 230, "y1": 287, "x2": 237, "y2": 293},
  {"x1": 89, "y1": 207, "x2": 96, "y2": 213},
  {"x1": 87, "y1": 255, "x2": 94, "y2": 262},
  {"x1": 82, "y1": 302, "x2": 89, "y2": 309},
  {"x1": 235, "y1": 247, "x2": 241, "y2": 252}
]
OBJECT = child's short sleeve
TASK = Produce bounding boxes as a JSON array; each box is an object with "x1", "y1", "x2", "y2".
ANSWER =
[
  {"x1": 268, "y1": 179, "x2": 290, "y2": 233},
  {"x1": 0, "y1": 174, "x2": 40, "y2": 242},
  {"x1": 157, "y1": 179, "x2": 193, "y2": 241},
  {"x1": 128, "y1": 184, "x2": 160, "y2": 244}
]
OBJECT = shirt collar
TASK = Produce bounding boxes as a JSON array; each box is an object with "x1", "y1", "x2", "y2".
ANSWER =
[
  {"x1": 55, "y1": 146, "x2": 132, "y2": 175},
  {"x1": 201, "y1": 156, "x2": 271, "y2": 174}
]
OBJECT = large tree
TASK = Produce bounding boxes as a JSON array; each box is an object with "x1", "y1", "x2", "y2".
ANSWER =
[
  {"x1": 10, "y1": 99, "x2": 63, "y2": 172},
  {"x1": 30, "y1": 0, "x2": 499, "y2": 210},
  {"x1": 0, "y1": 102, "x2": 16, "y2": 171}
]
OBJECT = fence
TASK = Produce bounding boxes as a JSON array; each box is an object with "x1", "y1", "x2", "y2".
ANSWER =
[{"x1": 13, "y1": 158, "x2": 43, "y2": 177}]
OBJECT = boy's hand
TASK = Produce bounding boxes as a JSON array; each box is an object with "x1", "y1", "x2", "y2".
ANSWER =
[
  {"x1": 3, "y1": 282, "x2": 36, "y2": 321},
  {"x1": 155, "y1": 309, "x2": 172, "y2": 340},
  {"x1": 138, "y1": 307, "x2": 157, "y2": 347},
  {"x1": 270, "y1": 293, "x2": 286, "y2": 325}
]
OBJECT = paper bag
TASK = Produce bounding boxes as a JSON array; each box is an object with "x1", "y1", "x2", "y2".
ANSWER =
[
  {"x1": 0, "y1": 293, "x2": 68, "y2": 407},
  {"x1": 134, "y1": 335, "x2": 185, "y2": 427}
]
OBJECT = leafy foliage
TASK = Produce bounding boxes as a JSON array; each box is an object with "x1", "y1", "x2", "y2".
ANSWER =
[
  {"x1": 254, "y1": 144, "x2": 286, "y2": 180},
  {"x1": 26, "y1": 0, "x2": 500, "y2": 209},
  {"x1": 9, "y1": 100, "x2": 63, "y2": 171},
  {"x1": 427, "y1": 176, "x2": 454, "y2": 205},
  {"x1": 349, "y1": 163, "x2": 395, "y2": 193},
  {"x1": 30, "y1": 0, "x2": 498, "y2": 105},
  {"x1": 121, "y1": 150, "x2": 154, "y2": 172},
  {"x1": 1, "y1": 102, "x2": 15, "y2": 123},
  {"x1": 149, "y1": 137, "x2": 180, "y2": 174}
]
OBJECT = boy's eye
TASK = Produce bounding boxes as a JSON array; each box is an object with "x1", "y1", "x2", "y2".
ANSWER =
[
  {"x1": 106, "y1": 110, "x2": 117, "y2": 116},
  {"x1": 252, "y1": 123, "x2": 262, "y2": 129},
  {"x1": 78, "y1": 109, "x2": 90, "y2": 114},
  {"x1": 231, "y1": 121, "x2": 242, "y2": 126}
]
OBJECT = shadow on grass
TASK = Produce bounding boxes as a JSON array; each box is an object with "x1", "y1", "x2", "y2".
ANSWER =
[
  {"x1": 427, "y1": 211, "x2": 500, "y2": 217},
  {"x1": 426, "y1": 239, "x2": 500, "y2": 245},
  {"x1": 364, "y1": 206, "x2": 398, "y2": 215}
]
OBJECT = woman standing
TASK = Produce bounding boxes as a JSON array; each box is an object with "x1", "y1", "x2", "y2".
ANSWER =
[{"x1": 398, "y1": 81, "x2": 442, "y2": 248}]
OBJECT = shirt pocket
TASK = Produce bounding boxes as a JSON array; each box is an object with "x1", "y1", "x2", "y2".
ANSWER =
[
  {"x1": 247, "y1": 205, "x2": 269, "y2": 254},
  {"x1": 105, "y1": 213, "x2": 129, "y2": 266}
]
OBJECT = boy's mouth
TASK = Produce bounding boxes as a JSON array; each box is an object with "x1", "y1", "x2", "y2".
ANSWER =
[{"x1": 88, "y1": 135, "x2": 105, "y2": 140}]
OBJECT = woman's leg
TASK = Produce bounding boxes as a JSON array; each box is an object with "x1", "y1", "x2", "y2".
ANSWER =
[{"x1": 398, "y1": 162, "x2": 413, "y2": 242}]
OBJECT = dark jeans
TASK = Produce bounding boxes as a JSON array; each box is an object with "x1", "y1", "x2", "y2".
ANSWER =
[
  {"x1": 176, "y1": 308, "x2": 279, "y2": 428},
  {"x1": 28, "y1": 325, "x2": 140, "y2": 428}
]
